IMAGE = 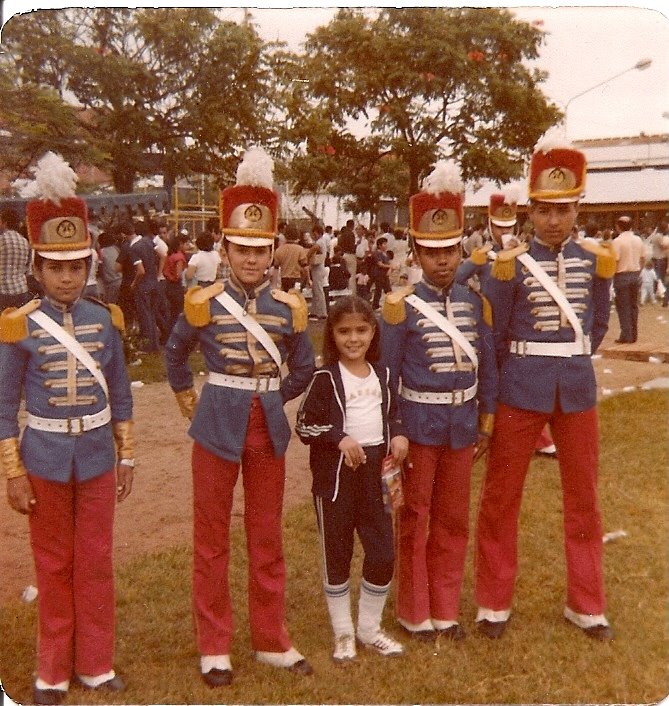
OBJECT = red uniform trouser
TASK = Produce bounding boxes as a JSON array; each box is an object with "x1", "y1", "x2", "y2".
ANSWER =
[
  {"x1": 396, "y1": 442, "x2": 474, "y2": 624},
  {"x1": 475, "y1": 403, "x2": 606, "y2": 615},
  {"x1": 28, "y1": 471, "x2": 116, "y2": 685},
  {"x1": 191, "y1": 397, "x2": 291, "y2": 655}
]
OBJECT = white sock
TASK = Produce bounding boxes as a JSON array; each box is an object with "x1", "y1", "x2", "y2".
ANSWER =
[
  {"x1": 35, "y1": 678, "x2": 69, "y2": 692},
  {"x1": 255, "y1": 646, "x2": 304, "y2": 667},
  {"x1": 77, "y1": 670, "x2": 115, "y2": 688},
  {"x1": 324, "y1": 580, "x2": 354, "y2": 637},
  {"x1": 200, "y1": 655, "x2": 232, "y2": 673},
  {"x1": 357, "y1": 578, "x2": 390, "y2": 641}
]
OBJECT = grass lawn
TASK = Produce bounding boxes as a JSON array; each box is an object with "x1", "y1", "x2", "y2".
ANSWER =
[{"x1": 1, "y1": 390, "x2": 667, "y2": 705}]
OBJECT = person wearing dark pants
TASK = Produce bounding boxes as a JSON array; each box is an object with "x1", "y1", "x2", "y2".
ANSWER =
[{"x1": 611, "y1": 216, "x2": 645, "y2": 343}]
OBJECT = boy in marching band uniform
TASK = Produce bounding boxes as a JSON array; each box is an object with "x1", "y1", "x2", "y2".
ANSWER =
[
  {"x1": 381, "y1": 161, "x2": 498, "y2": 642},
  {"x1": 165, "y1": 148, "x2": 315, "y2": 686},
  {"x1": 0, "y1": 153, "x2": 134, "y2": 704},
  {"x1": 475, "y1": 132, "x2": 616, "y2": 641}
]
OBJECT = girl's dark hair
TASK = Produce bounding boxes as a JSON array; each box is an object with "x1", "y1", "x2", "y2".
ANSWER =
[{"x1": 322, "y1": 295, "x2": 380, "y2": 365}]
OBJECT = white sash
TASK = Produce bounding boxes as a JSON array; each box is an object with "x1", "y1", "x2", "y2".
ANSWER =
[
  {"x1": 28, "y1": 310, "x2": 109, "y2": 398},
  {"x1": 214, "y1": 291, "x2": 283, "y2": 369},
  {"x1": 405, "y1": 294, "x2": 478, "y2": 369},
  {"x1": 517, "y1": 252, "x2": 585, "y2": 349}
]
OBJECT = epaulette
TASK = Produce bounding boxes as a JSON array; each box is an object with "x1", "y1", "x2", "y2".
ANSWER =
[
  {"x1": 0, "y1": 298, "x2": 41, "y2": 343},
  {"x1": 578, "y1": 239, "x2": 617, "y2": 279},
  {"x1": 85, "y1": 296, "x2": 125, "y2": 333},
  {"x1": 382, "y1": 285, "x2": 414, "y2": 325},
  {"x1": 184, "y1": 282, "x2": 225, "y2": 327},
  {"x1": 470, "y1": 243, "x2": 493, "y2": 266},
  {"x1": 271, "y1": 288, "x2": 308, "y2": 332},
  {"x1": 472, "y1": 290, "x2": 493, "y2": 327},
  {"x1": 491, "y1": 242, "x2": 529, "y2": 281}
]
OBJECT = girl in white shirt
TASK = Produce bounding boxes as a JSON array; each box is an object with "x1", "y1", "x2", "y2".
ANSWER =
[{"x1": 186, "y1": 233, "x2": 221, "y2": 287}]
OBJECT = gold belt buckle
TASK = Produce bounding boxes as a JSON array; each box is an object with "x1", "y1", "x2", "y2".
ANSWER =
[{"x1": 67, "y1": 417, "x2": 84, "y2": 436}]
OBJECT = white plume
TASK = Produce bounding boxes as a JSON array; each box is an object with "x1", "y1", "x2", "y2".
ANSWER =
[
  {"x1": 422, "y1": 160, "x2": 463, "y2": 195},
  {"x1": 501, "y1": 183, "x2": 522, "y2": 204},
  {"x1": 17, "y1": 152, "x2": 78, "y2": 204},
  {"x1": 534, "y1": 127, "x2": 574, "y2": 155},
  {"x1": 235, "y1": 147, "x2": 274, "y2": 188}
]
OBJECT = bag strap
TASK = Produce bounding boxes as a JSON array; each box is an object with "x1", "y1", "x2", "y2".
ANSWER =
[
  {"x1": 405, "y1": 294, "x2": 478, "y2": 368},
  {"x1": 215, "y1": 291, "x2": 283, "y2": 369},
  {"x1": 29, "y1": 310, "x2": 109, "y2": 398},
  {"x1": 517, "y1": 252, "x2": 584, "y2": 346}
]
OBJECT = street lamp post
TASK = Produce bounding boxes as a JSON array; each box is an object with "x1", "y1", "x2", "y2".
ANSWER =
[{"x1": 563, "y1": 58, "x2": 652, "y2": 139}]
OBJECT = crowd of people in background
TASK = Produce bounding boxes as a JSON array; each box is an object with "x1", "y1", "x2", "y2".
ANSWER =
[{"x1": 2, "y1": 204, "x2": 668, "y2": 350}]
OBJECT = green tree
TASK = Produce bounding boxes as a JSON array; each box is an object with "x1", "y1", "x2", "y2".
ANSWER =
[
  {"x1": 1, "y1": 8, "x2": 274, "y2": 193},
  {"x1": 280, "y1": 7, "x2": 561, "y2": 204}
]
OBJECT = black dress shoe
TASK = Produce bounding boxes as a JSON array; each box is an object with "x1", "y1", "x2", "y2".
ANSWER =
[
  {"x1": 33, "y1": 687, "x2": 66, "y2": 705},
  {"x1": 287, "y1": 658, "x2": 314, "y2": 676},
  {"x1": 476, "y1": 619, "x2": 508, "y2": 639},
  {"x1": 399, "y1": 624, "x2": 437, "y2": 642},
  {"x1": 580, "y1": 623, "x2": 614, "y2": 642},
  {"x1": 436, "y1": 624, "x2": 466, "y2": 641},
  {"x1": 77, "y1": 674, "x2": 126, "y2": 692},
  {"x1": 202, "y1": 668, "x2": 233, "y2": 687}
]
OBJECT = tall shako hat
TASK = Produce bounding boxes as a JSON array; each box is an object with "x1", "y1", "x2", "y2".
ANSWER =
[
  {"x1": 23, "y1": 152, "x2": 91, "y2": 260},
  {"x1": 221, "y1": 147, "x2": 278, "y2": 247},
  {"x1": 489, "y1": 184, "x2": 521, "y2": 226},
  {"x1": 528, "y1": 129, "x2": 586, "y2": 203},
  {"x1": 409, "y1": 160, "x2": 464, "y2": 248}
]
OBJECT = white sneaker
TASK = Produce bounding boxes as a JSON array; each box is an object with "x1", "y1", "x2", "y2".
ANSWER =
[
  {"x1": 357, "y1": 630, "x2": 404, "y2": 657},
  {"x1": 332, "y1": 634, "x2": 357, "y2": 663}
]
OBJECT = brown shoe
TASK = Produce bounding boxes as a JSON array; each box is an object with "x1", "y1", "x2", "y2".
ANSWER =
[
  {"x1": 201, "y1": 668, "x2": 233, "y2": 688},
  {"x1": 399, "y1": 624, "x2": 437, "y2": 642},
  {"x1": 476, "y1": 619, "x2": 508, "y2": 639}
]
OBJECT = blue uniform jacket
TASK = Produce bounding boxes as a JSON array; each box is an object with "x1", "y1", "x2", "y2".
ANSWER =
[
  {"x1": 0, "y1": 297, "x2": 132, "y2": 482},
  {"x1": 165, "y1": 277, "x2": 315, "y2": 462},
  {"x1": 295, "y1": 362, "x2": 403, "y2": 501},
  {"x1": 454, "y1": 245, "x2": 499, "y2": 289},
  {"x1": 380, "y1": 278, "x2": 498, "y2": 449},
  {"x1": 487, "y1": 237, "x2": 610, "y2": 414}
]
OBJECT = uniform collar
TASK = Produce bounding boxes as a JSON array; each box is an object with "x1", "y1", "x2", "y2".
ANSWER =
[
  {"x1": 43, "y1": 295, "x2": 81, "y2": 314},
  {"x1": 226, "y1": 273, "x2": 271, "y2": 300},
  {"x1": 420, "y1": 276, "x2": 453, "y2": 298},
  {"x1": 534, "y1": 236, "x2": 569, "y2": 254}
]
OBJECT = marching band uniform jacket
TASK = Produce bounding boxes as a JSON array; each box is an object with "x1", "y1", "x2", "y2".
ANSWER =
[
  {"x1": 295, "y1": 361, "x2": 403, "y2": 501},
  {"x1": 486, "y1": 237, "x2": 611, "y2": 414},
  {"x1": 380, "y1": 278, "x2": 498, "y2": 449},
  {"x1": 165, "y1": 277, "x2": 315, "y2": 462},
  {"x1": 0, "y1": 297, "x2": 132, "y2": 482}
]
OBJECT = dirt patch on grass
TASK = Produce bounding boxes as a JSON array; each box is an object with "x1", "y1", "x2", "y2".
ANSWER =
[{"x1": 1, "y1": 305, "x2": 667, "y2": 604}]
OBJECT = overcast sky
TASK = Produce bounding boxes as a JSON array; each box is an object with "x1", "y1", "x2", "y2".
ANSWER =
[{"x1": 3, "y1": 3, "x2": 669, "y2": 142}]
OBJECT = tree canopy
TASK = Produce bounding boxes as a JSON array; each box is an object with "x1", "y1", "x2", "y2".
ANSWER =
[
  {"x1": 1, "y1": 8, "x2": 274, "y2": 192},
  {"x1": 277, "y1": 7, "x2": 561, "y2": 217},
  {"x1": 0, "y1": 7, "x2": 561, "y2": 212}
]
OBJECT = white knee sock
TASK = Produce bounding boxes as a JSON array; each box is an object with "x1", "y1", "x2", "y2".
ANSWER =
[
  {"x1": 324, "y1": 580, "x2": 354, "y2": 637},
  {"x1": 357, "y1": 578, "x2": 390, "y2": 640}
]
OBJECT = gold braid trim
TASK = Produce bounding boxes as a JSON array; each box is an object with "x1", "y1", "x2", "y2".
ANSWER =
[
  {"x1": 175, "y1": 388, "x2": 199, "y2": 420},
  {"x1": 491, "y1": 243, "x2": 528, "y2": 281},
  {"x1": 0, "y1": 437, "x2": 28, "y2": 479},
  {"x1": 579, "y1": 240, "x2": 617, "y2": 279},
  {"x1": 481, "y1": 294, "x2": 493, "y2": 327},
  {"x1": 112, "y1": 420, "x2": 135, "y2": 460},
  {"x1": 470, "y1": 243, "x2": 492, "y2": 266},
  {"x1": 184, "y1": 282, "x2": 225, "y2": 327},
  {"x1": 271, "y1": 289, "x2": 308, "y2": 332},
  {"x1": 479, "y1": 413, "x2": 495, "y2": 437},
  {"x1": 0, "y1": 299, "x2": 41, "y2": 343},
  {"x1": 382, "y1": 285, "x2": 414, "y2": 325}
]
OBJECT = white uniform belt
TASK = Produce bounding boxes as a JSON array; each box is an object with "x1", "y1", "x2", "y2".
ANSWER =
[
  {"x1": 26, "y1": 406, "x2": 112, "y2": 435},
  {"x1": 208, "y1": 372, "x2": 280, "y2": 393},
  {"x1": 509, "y1": 336, "x2": 591, "y2": 358},
  {"x1": 400, "y1": 383, "x2": 477, "y2": 406}
]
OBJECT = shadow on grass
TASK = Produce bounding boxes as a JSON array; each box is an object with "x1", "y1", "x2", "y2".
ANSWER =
[{"x1": 1, "y1": 390, "x2": 667, "y2": 704}]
